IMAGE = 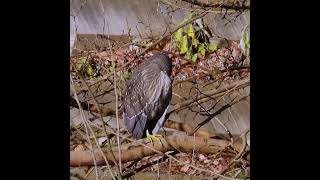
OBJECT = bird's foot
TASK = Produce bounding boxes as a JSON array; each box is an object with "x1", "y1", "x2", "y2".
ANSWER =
[{"x1": 146, "y1": 130, "x2": 163, "y2": 145}]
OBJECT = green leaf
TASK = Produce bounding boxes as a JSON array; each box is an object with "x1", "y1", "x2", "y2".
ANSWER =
[
  {"x1": 185, "y1": 50, "x2": 192, "y2": 59},
  {"x1": 192, "y1": 37, "x2": 198, "y2": 48},
  {"x1": 208, "y1": 43, "x2": 218, "y2": 52},
  {"x1": 236, "y1": 169, "x2": 247, "y2": 179},
  {"x1": 180, "y1": 35, "x2": 188, "y2": 54},
  {"x1": 191, "y1": 53, "x2": 198, "y2": 63},
  {"x1": 183, "y1": 12, "x2": 194, "y2": 22},
  {"x1": 200, "y1": 49, "x2": 205, "y2": 56},
  {"x1": 240, "y1": 30, "x2": 250, "y2": 56},
  {"x1": 123, "y1": 71, "x2": 131, "y2": 80},
  {"x1": 75, "y1": 63, "x2": 82, "y2": 72},
  {"x1": 244, "y1": 32, "x2": 250, "y2": 50},
  {"x1": 174, "y1": 28, "x2": 183, "y2": 42},
  {"x1": 75, "y1": 57, "x2": 88, "y2": 72},
  {"x1": 187, "y1": 24, "x2": 194, "y2": 39},
  {"x1": 79, "y1": 57, "x2": 87, "y2": 63},
  {"x1": 244, "y1": 32, "x2": 249, "y2": 43},
  {"x1": 86, "y1": 65, "x2": 93, "y2": 76},
  {"x1": 198, "y1": 43, "x2": 206, "y2": 56},
  {"x1": 109, "y1": 61, "x2": 116, "y2": 73}
]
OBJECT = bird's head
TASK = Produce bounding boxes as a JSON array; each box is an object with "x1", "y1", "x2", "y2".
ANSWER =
[{"x1": 148, "y1": 53, "x2": 172, "y2": 76}]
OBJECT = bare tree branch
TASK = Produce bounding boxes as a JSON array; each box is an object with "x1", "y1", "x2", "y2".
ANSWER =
[
  {"x1": 121, "y1": 151, "x2": 178, "y2": 179},
  {"x1": 182, "y1": 0, "x2": 249, "y2": 10},
  {"x1": 70, "y1": 133, "x2": 244, "y2": 167},
  {"x1": 192, "y1": 94, "x2": 249, "y2": 134},
  {"x1": 170, "y1": 77, "x2": 249, "y2": 113},
  {"x1": 164, "y1": 119, "x2": 217, "y2": 138},
  {"x1": 212, "y1": 130, "x2": 249, "y2": 179}
]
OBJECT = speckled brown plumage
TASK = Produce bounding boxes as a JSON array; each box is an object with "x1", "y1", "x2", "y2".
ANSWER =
[{"x1": 123, "y1": 53, "x2": 172, "y2": 139}]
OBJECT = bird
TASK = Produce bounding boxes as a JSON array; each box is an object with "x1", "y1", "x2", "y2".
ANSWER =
[{"x1": 123, "y1": 53, "x2": 172, "y2": 140}]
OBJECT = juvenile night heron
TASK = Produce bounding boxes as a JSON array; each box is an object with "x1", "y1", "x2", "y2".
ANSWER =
[{"x1": 123, "y1": 53, "x2": 172, "y2": 140}]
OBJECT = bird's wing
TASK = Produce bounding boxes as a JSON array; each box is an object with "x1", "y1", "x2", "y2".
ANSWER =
[
  {"x1": 123, "y1": 63, "x2": 171, "y2": 139},
  {"x1": 142, "y1": 65, "x2": 172, "y2": 117},
  {"x1": 123, "y1": 68, "x2": 148, "y2": 139},
  {"x1": 149, "y1": 72, "x2": 172, "y2": 134}
]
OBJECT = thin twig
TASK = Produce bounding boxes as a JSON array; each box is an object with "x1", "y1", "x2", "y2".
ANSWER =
[
  {"x1": 212, "y1": 130, "x2": 249, "y2": 179},
  {"x1": 103, "y1": 8, "x2": 124, "y2": 177},
  {"x1": 192, "y1": 94, "x2": 249, "y2": 134},
  {"x1": 227, "y1": 103, "x2": 241, "y2": 133},
  {"x1": 169, "y1": 158, "x2": 172, "y2": 180},
  {"x1": 71, "y1": 81, "x2": 100, "y2": 180},
  {"x1": 84, "y1": 167, "x2": 94, "y2": 179},
  {"x1": 159, "y1": 0, "x2": 239, "y2": 13},
  {"x1": 71, "y1": 62, "x2": 121, "y2": 174},
  {"x1": 157, "y1": 159, "x2": 160, "y2": 179},
  {"x1": 107, "y1": 28, "x2": 123, "y2": 174},
  {"x1": 214, "y1": 116, "x2": 233, "y2": 142},
  {"x1": 170, "y1": 78, "x2": 249, "y2": 114},
  {"x1": 191, "y1": 133, "x2": 196, "y2": 166},
  {"x1": 71, "y1": 75, "x2": 116, "y2": 180},
  {"x1": 182, "y1": 0, "x2": 249, "y2": 10},
  {"x1": 86, "y1": 113, "x2": 118, "y2": 179},
  {"x1": 122, "y1": 151, "x2": 178, "y2": 179}
]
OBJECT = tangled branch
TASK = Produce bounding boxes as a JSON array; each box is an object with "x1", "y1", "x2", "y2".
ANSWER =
[{"x1": 182, "y1": 0, "x2": 249, "y2": 10}]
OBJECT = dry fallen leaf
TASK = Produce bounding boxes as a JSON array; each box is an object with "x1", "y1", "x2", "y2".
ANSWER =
[
  {"x1": 198, "y1": 154, "x2": 207, "y2": 162},
  {"x1": 180, "y1": 164, "x2": 190, "y2": 173},
  {"x1": 204, "y1": 159, "x2": 211, "y2": 164},
  {"x1": 74, "y1": 144, "x2": 85, "y2": 151},
  {"x1": 181, "y1": 67, "x2": 193, "y2": 74}
]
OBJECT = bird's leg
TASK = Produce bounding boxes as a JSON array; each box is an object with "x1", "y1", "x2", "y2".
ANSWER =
[{"x1": 146, "y1": 129, "x2": 163, "y2": 146}]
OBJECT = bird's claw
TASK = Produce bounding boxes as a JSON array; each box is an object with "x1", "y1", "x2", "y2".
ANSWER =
[{"x1": 146, "y1": 130, "x2": 163, "y2": 145}]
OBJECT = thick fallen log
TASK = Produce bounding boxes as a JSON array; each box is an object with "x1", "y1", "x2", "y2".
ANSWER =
[
  {"x1": 70, "y1": 133, "x2": 244, "y2": 167},
  {"x1": 164, "y1": 119, "x2": 214, "y2": 138}
]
